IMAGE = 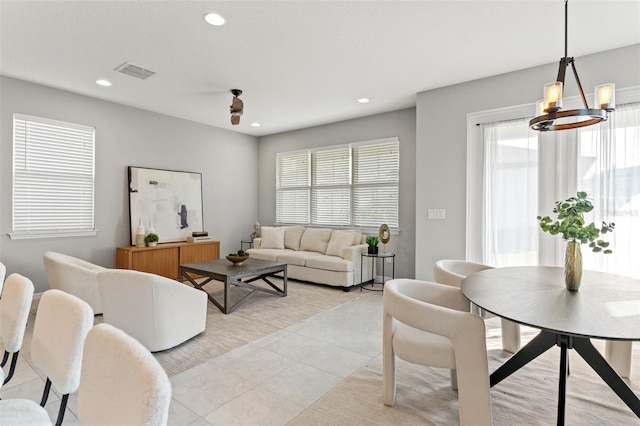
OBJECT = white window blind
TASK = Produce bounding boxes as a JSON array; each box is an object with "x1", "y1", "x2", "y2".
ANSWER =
[
  {"x1": 276, "y1": 151, "x2": 310, "y2": 224},
  {"x1": 11, "y1": 113, "x2": 96, "y2": 239},
  {"x1": 311, "y1": 147, "x2": 351, "y2": 225},
  {"x1": 353, "y1": 141, "x2": 399, "y2": 227},
  {"x1": 276, "y1": 137, "x2": 399, "y2": 228}
]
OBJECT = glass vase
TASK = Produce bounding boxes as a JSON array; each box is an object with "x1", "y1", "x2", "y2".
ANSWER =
[{"x1": 564, "y1": 241, "x2": 583, "y2": 291}]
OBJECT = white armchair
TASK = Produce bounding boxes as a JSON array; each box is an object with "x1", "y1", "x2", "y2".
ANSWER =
[
  {"x1": 383, "y1": 279, "x2": 492, "y2": 425},
  {"x1": 97, "y1": 269, "x2": 207, "y2": 352},
  {"x1": 433, "y1": 259, "x2": 521, "y2": 353},
  {"x1": 43, "y1": 251, "x2": 105, "y2": 314}
]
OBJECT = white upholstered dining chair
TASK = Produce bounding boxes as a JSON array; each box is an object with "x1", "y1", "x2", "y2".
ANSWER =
[
  {"x1": 77, "y1": 323, "x2": 172, "y2": 425},
  {"x1": 0, "y1": 273, "x2": 34, "y2": 387},
  {"x1": 383, "y1": 279, "x2": 492, "y2": 426},
  {"x1": 0, "y1": 289, "x2": 94, "y2": 425},
  {"x1": 433, "y1": 259, "x2": 521, "y2": 353}
]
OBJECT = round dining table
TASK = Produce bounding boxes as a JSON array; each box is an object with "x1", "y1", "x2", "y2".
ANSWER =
[{"x1": 461, "y1": 266, "x2": 640, "y2": 425}]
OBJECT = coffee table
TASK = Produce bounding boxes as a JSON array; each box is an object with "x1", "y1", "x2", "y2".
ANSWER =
[{"x1": 179, "y1": 258, "x2": 287, "y2": 314}]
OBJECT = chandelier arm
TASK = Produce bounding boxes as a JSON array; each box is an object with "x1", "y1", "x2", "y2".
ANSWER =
[
  {"x1": 555, "y1": 58, "x2": 568, "y2": 87},
  {"x1": 570, "y1": 60, "x2": 590, "y2": 109}
]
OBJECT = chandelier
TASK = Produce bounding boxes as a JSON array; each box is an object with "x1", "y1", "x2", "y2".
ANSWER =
[{"x1": 530, "y1": 0, "x2": 615, "y2": 131}]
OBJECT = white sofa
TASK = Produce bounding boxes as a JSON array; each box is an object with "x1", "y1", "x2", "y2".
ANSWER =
[
  {"x1": 247, "y1": 226, "x2": 373, "y2": 290},
  {"x1": 43, "y1": 251, "x2": 106, "y2": 315}
]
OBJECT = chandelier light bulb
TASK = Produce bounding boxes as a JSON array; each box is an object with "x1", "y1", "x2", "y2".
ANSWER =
[
  {"x1": 595, "y1": 84, "x2": 615, "y2": 111},
  {"x1": 544, "y1": 82, "x2": 563, "y2": 111}
]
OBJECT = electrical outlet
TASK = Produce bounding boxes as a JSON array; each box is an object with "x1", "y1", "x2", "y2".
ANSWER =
[{"x1": 428, "y1": 208, "x2": 446, "y2": 219}]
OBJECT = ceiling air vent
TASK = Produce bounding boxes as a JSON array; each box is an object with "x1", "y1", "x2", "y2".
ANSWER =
[{"x1": 114, "y1": 62, "x2": 155, "y2": 80}]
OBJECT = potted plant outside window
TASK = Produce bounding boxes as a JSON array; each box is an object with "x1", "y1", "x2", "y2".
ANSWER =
[
  {"x1": 366, "y1": 236, "x2": 379, "y2": 255},
  {"x1": 537, "y1": 191, "x2": 614, "y2": 291},
  {"x1": 145, "y1": 232, "x2": 159, "y2": 247}
]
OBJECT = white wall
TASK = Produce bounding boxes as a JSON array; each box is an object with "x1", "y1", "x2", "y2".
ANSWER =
[
  {"x1": 257, "y1": 108, "x2": 417, "y2": 279},
  {"x1": 415, "y1": 44, "x2": 640, "y2": 280},
  {"x1": 1, "y1": 76, "x2": 259, "y2": 292}
]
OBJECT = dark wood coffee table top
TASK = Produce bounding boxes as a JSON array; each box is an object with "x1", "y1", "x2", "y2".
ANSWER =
[{"x1": 180, "y1": 258, "x2": 285, "y2": 277}]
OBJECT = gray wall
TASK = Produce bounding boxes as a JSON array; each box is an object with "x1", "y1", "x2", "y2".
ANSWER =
[
  {"x1": 257, "y1": 108, "x2": 417, "y2": 279},
  {"x1": 1, "y1": 76, "x2": 259, "y2": 292},
  {"x1": 415, "y1": 44, "x2": 640, "y2": 280}
]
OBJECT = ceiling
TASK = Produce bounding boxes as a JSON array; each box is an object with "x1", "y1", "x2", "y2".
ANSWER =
[{"x1": 1, "y1": 1, "x2": 639, "y2": 137}]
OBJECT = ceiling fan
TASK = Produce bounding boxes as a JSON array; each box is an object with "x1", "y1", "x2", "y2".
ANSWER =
[{"x1": 230, "y1": 89, "x2": 243, "y2": 125}]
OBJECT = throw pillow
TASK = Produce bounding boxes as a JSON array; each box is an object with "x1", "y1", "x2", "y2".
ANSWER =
[
  {"x1": 299, "y1": 228, "x2": 333, "y2": 253},
  {"x1": 351, "y1": 230, "x2": 363, "y2": 245},
  {"x1": 284, "y1": 225, "x2": 305, "y2": 250},
  {"x1": 260, "y1": 227, "x2": 285, "y2": 249},
  {"x1": 326, "y1": 230, "x2": 358, "y2": 258}
]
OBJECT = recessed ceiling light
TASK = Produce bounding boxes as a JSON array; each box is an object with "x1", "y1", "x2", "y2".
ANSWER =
[
  {"x1": 358, "y1": 98, "x2": 370, "y2": 103},
  {"x1": 251, "y1": 122, "x2": 261, "y2": 127},
  {"x1": 204, "y1": 13, "x2": 225, "y2": 26},
  {"x1": 96, "y1": 79, "x2": 112, "y2": 87}
]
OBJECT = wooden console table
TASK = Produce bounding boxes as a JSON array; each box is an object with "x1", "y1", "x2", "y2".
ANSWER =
[{"x1": 116, "y1": 241, "x2": 220, "y2": 279}]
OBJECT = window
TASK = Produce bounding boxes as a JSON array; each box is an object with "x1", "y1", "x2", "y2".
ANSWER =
[
  {"x1": 276, "y1": 137, "x2": 399, "y2": 229},
  {"x1": 473, "y1": 119, "x2": 538, "y2": 267},
  {"x1": 11, "y1": 113, "x2": 96, "y2": 239},
  {"x1": 576, "y1": 102, "x2": 640, "y2": 278},
  {"x1": 467, "y1": 96, "x2": 640, "y2": 279}
]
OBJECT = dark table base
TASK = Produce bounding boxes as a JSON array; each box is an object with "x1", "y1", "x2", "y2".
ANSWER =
[
  {"x1": 179, "y1": 259, "x2": 287, "y2": 314},
  {"x1": 490, "y1": 330, "x2": 640, "y2": 425}
]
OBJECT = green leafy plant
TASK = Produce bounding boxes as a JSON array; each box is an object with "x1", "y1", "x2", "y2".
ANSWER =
[
  {"x1": 144, "y1": 232, "x2": 159, "y2": 243},
  {"x1": 537, "y1": 191, "x2": 615, "y2": 254},
  {"x1": 365, "y1": 235, "x2": 379, "y2": 247}
]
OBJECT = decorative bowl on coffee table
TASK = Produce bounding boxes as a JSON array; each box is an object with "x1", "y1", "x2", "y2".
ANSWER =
[{"x1": 226, "y1": 254, "x2": 249, "y2": 265}]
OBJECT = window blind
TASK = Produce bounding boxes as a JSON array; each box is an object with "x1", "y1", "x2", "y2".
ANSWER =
[
  {"x1": 12, "y1": 113, "x2": 95, "y2": 238},
  {"x1": 311, "y1": 148, "x2": 351, "y2": 225},
  {"x1": 276, "y1": 151, "x2": 310, "y2": 224},
  {"x1": 276, "y1": 138, "x2": 400, "y2": 228},
  {"x1": 353, "y1": 141, "x2": 399, "y2": 227}
]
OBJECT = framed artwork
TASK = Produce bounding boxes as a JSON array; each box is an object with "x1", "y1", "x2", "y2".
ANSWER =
[{"x1": 128, "y1": 166, "x2": 204, "y2": 244}]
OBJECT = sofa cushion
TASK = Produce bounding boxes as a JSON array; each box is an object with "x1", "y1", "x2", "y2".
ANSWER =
[
  {"x1": 246, "y1": 248, "x2": 289, "y2": 262},
  {"x1": 277, "y1": 250, "x2": 323, "y2": 266},
  {"x1": 326, "y1": 230, "x2": 359, "y2": 258},
  {"x1": 299, "y1": 228, "x2": 333, "y2": 253},
  {"x1": 306, "y1": 255, "x2": 352, "y2": 272},
  {"x1": 260, "y1": 227, "x2": 285, "y2": 249},
  {"x1": 284, "y1": 225, "x2": 305, "y2": 251}
]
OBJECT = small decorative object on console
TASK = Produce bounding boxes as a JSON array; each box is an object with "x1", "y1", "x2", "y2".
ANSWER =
[
  {"x1": 144, "y1": 232, "x2": 159, "y2": 247},
  {"x1": 135, "y1": 219, "x2": 146, "y2": 248}
]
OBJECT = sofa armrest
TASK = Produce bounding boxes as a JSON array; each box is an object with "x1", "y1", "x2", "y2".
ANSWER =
[
  {"x1": 343, "y1": 244, "x2": 373, "y2": 282},
  {"x1": 253, "y1": 238, "x2": 262, "y2": 249},
  {"x1": 342, "y1": 243, "x2": 367, "y2": 261}
]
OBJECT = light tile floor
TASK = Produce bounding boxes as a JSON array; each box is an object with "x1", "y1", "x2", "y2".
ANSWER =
[{"x1": 0, "y1": 289, "x2": 384, "y2": 425}]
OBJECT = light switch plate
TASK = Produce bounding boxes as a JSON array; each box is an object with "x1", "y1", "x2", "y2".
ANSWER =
[{"x1": 428, "y1": 208, "x2": 446, "y2": 219}]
